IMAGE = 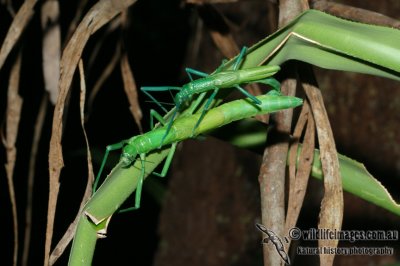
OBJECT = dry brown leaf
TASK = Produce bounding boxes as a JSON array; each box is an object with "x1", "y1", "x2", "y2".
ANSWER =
[
  {"x1": 82, "y1": 14, "x2": 123, "y2": 113},
  {"x1": 0, "y1": 0, "x2": 37, "y2": 71},
  {"x1": 209, "y1": 31, "x2": 240, "y2": 59},
  {"x1": 66, "y1": 0, "x2": 90, "y2": 41},
  {"x1": 87, "y1": 16, "x2": 123, "y2": 69},
  {"x1": 5, "y1": 52, "x2": 22, "y2": 266},
  {"x1": 87, "y1": 42, "x2": 121, "y2": 120},
  {"x1": 22, "y1": 94, "x2": 48, "y2": 266},
  {"x1": 312, "y1": 0, "x2": 400, "y2": 29},
  {"x1": 303, "y1": 82, "x2": 343, "y2": 266},
  {"x1": 46, "y1": 1, "x2": 137, "y2": 265},
  {"x1": 196, "y1": 5, "x2": 238, "y2": 61},
  {"x1": 120, "y1": 45, "x2": 143, "y2": 133},
  {"x1": 286, "y1": 100, "x2": 315, "y2": 251},
  {"x1": 78, "y1": 59, "x2": 94, "y2": 205},
  {"x1": 41, "y1": 0, "x2": 61, "y2": 104},
  {"x1": 49, "y1": 60, "x2": 95, "y2": 265}
]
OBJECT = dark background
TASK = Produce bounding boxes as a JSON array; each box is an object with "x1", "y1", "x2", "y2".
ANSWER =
[{"x1": 0, "y1": 0, "x2": 399, "y2": 265}]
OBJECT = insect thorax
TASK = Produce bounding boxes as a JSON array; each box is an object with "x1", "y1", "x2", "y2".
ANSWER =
[{"x1": 175, "y1": 84, "x2": 193, "y2": 106}]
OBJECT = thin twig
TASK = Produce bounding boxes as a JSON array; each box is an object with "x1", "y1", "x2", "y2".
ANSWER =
[{"x1": 22, "y1": 93, "x2": 48, "y2": 266}]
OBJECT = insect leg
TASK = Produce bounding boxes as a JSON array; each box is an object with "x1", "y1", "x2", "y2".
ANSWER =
[
  {"x1": 185, "y1": 68, "x2": 209, "y2": 81},
  {"x1": 120, "y1": 142, "x2": 176, "y2": 212},
  {"x1": 119, "y1": 153, "x2": 146, "y2": 213},
  {"x1": 93, "y1": 140, "x2": 128, "y2": 193},
  {"x1": 149, "y1": 109, "x2": 167, "y2": 129},
  {"x1": 255, "y1": 77, "x2": 281, "y2": 93},
  {"x1": 234, "y1": 85, "x2": 262, "y2": 105},
  {"x1": 160, "y1": 105, "x2": 179, "y2": 147},
  {"x1": 141, "y1": 86, "x2": 181, "y2": 113},
  {"x1": 187, "y1": 92, "x2": 207, "y2": 115},
  {"x1": 192, "y1": 88, "x2": 220, "y2": 135},
  {"x1": 152, "y1": 142, "x2": 177, "y2": 177},
  {"x1": 232, "y1": 47, "x2": 264, "y2": 105},
  {"x1": 232, "y1": 46, "x2": 248, "y2": 70}
]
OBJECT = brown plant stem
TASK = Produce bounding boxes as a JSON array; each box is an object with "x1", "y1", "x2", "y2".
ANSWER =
[
  {"x1": 312, "y1": 0, "x2": 400, "y2": 28},
  {"x1": 258, "y1": 1, "x2": 308, "y2": 265}
]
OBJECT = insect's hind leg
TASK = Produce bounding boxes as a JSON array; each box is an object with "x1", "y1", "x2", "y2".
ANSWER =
[
  {"x1": 152, "y1": 142, "x2": 177, "y2": 178},
  {"x1": 234, "y1": 85, "x2": 262, "y2": 105},
  {"x1": 256, "y1": 77, "x2": 281, "y2": 94},
  {"x1": 192, "y1": 88, "x2": 220, "y2": 135},
  {"x1": 149, "y1": 107, "x2": 176, "y2": 147},
  {"x1": 234, "y1": 77, "x2": 281, "y2": 105},
  {"x1": 160, "y1": 107, "x2": 179, "y2": 147},
  {"x1": 93, "y1": 140, "x2": 128, "y2": 194}
]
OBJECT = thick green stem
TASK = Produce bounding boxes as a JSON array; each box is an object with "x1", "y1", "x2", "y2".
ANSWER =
[
  {"x1": 68, "y1": 148, "x2": 171, "y2": 265},
  {"x1": 68, "y1": 217, "x2": 100, "y2": 265}
]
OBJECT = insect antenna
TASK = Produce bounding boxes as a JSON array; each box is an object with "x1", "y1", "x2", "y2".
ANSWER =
[
  {"x1": 167, "y1": 88, "x2": 177, "y2": 103},
  {"x1": 155, "y1": 101, "x2": 175, "y2": 106},
  {"x1": 144, "y1": 99, "x2": 175, "y2": 105},
  {"x1": 145, "y1": 99, "x2": 175, "y2": 115}
]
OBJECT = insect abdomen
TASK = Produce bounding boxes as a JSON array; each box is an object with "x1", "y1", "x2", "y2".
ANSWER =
[
  {"x1": 218, "y1": 94, "x2": 302, "y2": 124},
  {"x1": 236, "y1": 65, "x2": 280, "y2": 83}
]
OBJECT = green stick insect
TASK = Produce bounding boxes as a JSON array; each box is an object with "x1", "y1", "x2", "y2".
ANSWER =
[
  {"x1": 93, "y1": 91, "x2": 303, "y2": 212},
  {"x1": 141, "y1": 47, "x2": 281, "y2": 146}
]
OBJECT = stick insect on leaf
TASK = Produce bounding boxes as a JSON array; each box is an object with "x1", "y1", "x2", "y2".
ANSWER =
[{"x1": 141, "y1": 46, "x2": 282, "y2": 147}]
